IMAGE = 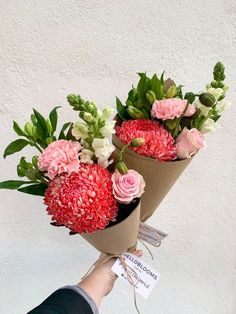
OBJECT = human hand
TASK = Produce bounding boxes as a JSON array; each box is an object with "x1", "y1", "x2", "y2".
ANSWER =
[{"x1": 78, "y1": 250, "x2": 143, "y2": 309}]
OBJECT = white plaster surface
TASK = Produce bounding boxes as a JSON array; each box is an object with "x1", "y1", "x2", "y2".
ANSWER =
[{"x1": 0, "y1": 1, "x2": 236, "y2": 313}]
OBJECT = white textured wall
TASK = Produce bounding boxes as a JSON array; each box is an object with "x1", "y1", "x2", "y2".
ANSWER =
[{"x1": 0, "y1": 1, "x2": 236, "y2": 313}]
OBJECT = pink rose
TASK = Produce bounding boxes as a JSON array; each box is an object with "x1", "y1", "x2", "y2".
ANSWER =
[
  {"x1": 151, "y1": 98, "x2": 196, "y2": 120},
  {"x1": 176, "y1": 127, "x2": 206, "y2": 159},
  {"x1": 111, "y1": 169, "x2": 145, "y2": 204},
  {"x1": 38, "y1": 140, "x2": 82, "y2": 179}
]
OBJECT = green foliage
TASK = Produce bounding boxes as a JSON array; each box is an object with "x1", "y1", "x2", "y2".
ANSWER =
[
  {"x1": 3, "y1": 139, "x2": 31, "y2": 158},
  {"x1": 0, "y1": 180, "x2": 34, "y2": 190},
  {"x1": 49, "y1": 106, "x2": 61, "y2": 133},
  {"x1": 184, "y1": 92, "x2": 196, "y2": 104},
  {"x1": 17, "y1": 183, "x2": 47, "y2": 196},
  {"x1": 116, "y1": 97, "x2": 127, "y2": 121},
  {"x1": 116, "y1": 71, "x2": 169, "y2": 120},
  {"x1": 59, "y1": 122, "x2": 72, "y2": 139}
]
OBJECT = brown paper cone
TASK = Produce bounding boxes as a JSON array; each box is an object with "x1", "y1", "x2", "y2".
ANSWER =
[
  {"x1": 81, "y1": 201, "x2": 140, "y2": 255},
  {"x1": 112, "y1": 134, "x2": 192, "y2": 222}
]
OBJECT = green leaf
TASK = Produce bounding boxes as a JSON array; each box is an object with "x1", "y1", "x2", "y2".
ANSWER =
[
  {"x1": 13, "y1": 121, "x2": 26, "y2": 136},
  {"x1": 116, "y1": 97, "x2": 127, "y2": 121},
  {"x1": 137, "y1": 73, "x2": 149, "y2": 102},
  {"x1": 59, "y1": 122, "x2": 71, "y2": 139},
  {"x1": 0, "y1": 180, "x2": 34, "y2": 190},
  {"x1": 150, "y1": 74, "x2": 164, "y2": 100},
  {"x1": 33, "y1": 109, "x2": 48, "y2": 140},
  {"x1": 3, "y1": 139, "x2": 30, "y2": 158},
  {"x1": 18, "y1": 183, "x2": 47, "y2": 196},
  {"x1": 49, "y1": 106, "x2": 61, "y2": 134},
  {"x1": 184, "y1": 92, "x2": 196, "y2": 104}
]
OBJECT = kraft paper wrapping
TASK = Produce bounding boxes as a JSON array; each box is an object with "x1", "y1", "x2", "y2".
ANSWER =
[
  {"x1": 81, "y1": 201, "x2": 141, "y2": 255},
  {"x1": 112, "y1": 134, "x2": 192, "y2": 222}
]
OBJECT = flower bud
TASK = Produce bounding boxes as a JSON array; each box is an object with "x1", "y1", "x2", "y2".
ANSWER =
[
  {"x1": 67, "y1": 94, "x2": 80, "y2": 105},
  {"x1": 24, "y1": 122, "x2": 34, "y2": 136},
  {"x1": 46, "y1": 119, "x2": 53, "y2": 135},
  {"x1": 102, "y1": 107, "x2": 114, "y2": 120},
  {"x1": 116, "y1": 160, "x2": 128, "y2": 175},
  {"x1": 166, "y1": 85, "x2": 177, "y2": 98},
  {"x1": 146, "y1": 90, "x2": 156, "y2": 104},
  {"x1": 130, "y1": 138, "x2": 145, "y2": 147},
  {"x1": 25, "y1": 168, "x2": 40, "y2": 181},
  {"x1": 127, "y1": 106, "x2": 145, "y2": 119},
  {"x1": 125, "y1": 100, "x2": 133, "y2": 107},
  {"x1": 199, "y1": 93, "x2": 216, "y2": 107},
  {"x1": 80, "y1": 112, "x2": 93, "y2": 123},
  {"x1": 86, "y1": 103, "x2": 95, "y2": 114},
  {"x1": 46, "y1": 137, "x2": 53, "y2": 145},
  {"x1": 32, "y1": 156, "x2": 39, "y2": 169},
  {"x1": 165, "y1": 119, "x2": 177, "y2": 130}
]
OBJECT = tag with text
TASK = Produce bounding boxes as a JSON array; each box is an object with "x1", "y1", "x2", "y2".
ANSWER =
[
  {"x1": 139, "y1": 222, "x2": 168, "y2": 246},
  {"x1": 111, "y1": 252, "x2": 160, "y2": 299}
]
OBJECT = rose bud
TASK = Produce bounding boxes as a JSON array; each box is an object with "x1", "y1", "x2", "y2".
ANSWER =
[
  {"x1": 127, "y1": 106, "x2": 145, "y2": 119},
  {"x1": 130, "y1": 138, "x2": 145, "y2": 147},
  {"x1": 166, "y1": 85, "x2": 177, "y2": 98},
  {"x1": 199, "y1": 93, "x2": 216, "y2": 107},
  {"x1": 146, "y1": 90, "x2": 156, "y2": 104},
  {"x1": 116, "y1": 160, "x2": 128, "y2": 175}
]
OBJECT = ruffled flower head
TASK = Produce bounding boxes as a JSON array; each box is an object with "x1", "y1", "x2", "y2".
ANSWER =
[
  {"x1": 44, "y1": 164, "x2": 118, "y2": 234},
  {"x1": 151, "y1": 98, "x2": 196, "y2": 120},
  {"x1": 38, "y1": 140, "x2": 82, "y2": 180},
  {"x1": 116, "y1": 119, "x2": 176, "y2": 161}
]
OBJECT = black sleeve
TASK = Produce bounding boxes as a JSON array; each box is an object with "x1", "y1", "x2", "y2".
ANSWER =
[{"x1": 27, "y1": 288, "x2": 94, "y2": 314}]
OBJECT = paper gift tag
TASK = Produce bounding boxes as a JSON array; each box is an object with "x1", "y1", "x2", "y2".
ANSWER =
[
  {"x1": 111, "y1": 252, "x2": 160, "y2": 299},
  {"x1": 139, "y1": 222, "x2": 168, "y2": 246}
]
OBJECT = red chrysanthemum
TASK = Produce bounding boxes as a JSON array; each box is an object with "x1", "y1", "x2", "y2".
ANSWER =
[
  {"x1": 116, "y1": 119, "x2": 177, "y2": 161},
  {"x1": 44, "y1": 164, "x2": 118, "y2": 234}
]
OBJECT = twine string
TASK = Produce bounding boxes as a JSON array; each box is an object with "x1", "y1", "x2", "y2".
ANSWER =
[{"x1": 80, "y1": 245, "x2": 140, "y2": 313}]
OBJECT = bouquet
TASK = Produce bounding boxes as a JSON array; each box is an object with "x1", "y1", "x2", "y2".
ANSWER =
[
  {"x1": 113, "y1": 62, "x2": 230, "y2": 221},
  {"x1": 0, "y1": 96, "x2": 145, "y2": 254}
]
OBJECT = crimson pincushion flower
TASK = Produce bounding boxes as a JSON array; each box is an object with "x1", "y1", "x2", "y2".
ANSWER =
[
  {"x1": 115, "y1": 119, "x2": 177, "y2": 161},
  {"x1": 44, "y1": 163, "x2": 118, "y2": 234}
]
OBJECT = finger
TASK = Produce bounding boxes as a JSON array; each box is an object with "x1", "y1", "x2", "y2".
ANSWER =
[{"x1": 132, "y1": 249, "x2": 143, "y2": 257}]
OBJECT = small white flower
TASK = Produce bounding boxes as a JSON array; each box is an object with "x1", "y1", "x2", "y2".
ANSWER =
[
  {"x1": 92, "y1": 138, "x2": 115, "y2": 159},
  {"x1": 201, "y1": 118, "x2": 218, "y2": 134},
  {"x1": 72, "y1": 122, "x2": 88, "y2": 140},
  {"x1": 206, "y1": 87, "x2": 224, "y2": 101},
  {"x1": 101, "y1": 107, "x2": 114, "y2": 121},
  {"x1": 97, "y1": 156, "x2": 114, "y2": 169},
  {"x1": 100, "y1": 121, "x2": 116, "y2": 137},
  {"x1": 215, "y1": 100, "x2": 230, "y2": 113},
  {"x1": 195, "y1": 99, "x2": 211, "y2": 116},
  {"x1": 79, "y1": 149, "x2": 94, "y2": 164}
]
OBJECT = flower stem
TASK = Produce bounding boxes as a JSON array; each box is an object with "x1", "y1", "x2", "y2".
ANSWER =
[{"x1": 173, "y1": 101, "x2": 189, "y2": 138}]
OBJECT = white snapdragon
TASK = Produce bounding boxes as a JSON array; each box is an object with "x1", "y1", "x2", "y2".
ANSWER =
[
  {"x1": 201, "y1": 118, "x2": 218, "y2": 134},
  {"x1": 100, "y1": 120, "x2": 116, "y2": 137},
  {"x1": 72, "y1": 122, "x2": 88, "y2": 140},
  {"x1": 97, "y1": 156, "x2": 114, "y2": 169},
  {"x1": 101, "y1": 107, "x2": 114, "y2": 121},
  {"x1": 215, "y1": 100, "x2": 231, "y2": 113},
  {"x1": 79, "y1": 149, "x2": 94, "y2": 164},
  {"x1": 92, "y1": 138, "x2": 115, "y2": 168},
  {"x1": 206, "y1": 87, "x2": 224, "y2": 101},
  {"x1": 92, "y1": 138, "x2": 115, "y2": 158}
]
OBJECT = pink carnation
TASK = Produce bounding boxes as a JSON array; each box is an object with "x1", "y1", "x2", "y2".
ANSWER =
[
  {"x1": 176, "y1": 127, "x2": 206, "y2": 159},
  {"x1": 44, "y1": 164, "x2": 118, "y2": 234},
  {"x1": 115, "y1": 119, "x2": 176, "y2": 161},
  {"x1": 112, "y1": 169, "x2": 145, "y2": 204},
  {"x1": 151, "y1": 98, "x2": 196, "y2": 120},
  {"x1": 38, "y1": 140, "x2": 82, "y2": 180}
]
